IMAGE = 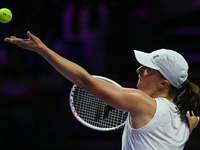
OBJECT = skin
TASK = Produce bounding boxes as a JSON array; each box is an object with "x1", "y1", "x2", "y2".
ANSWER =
[{"x1": 4, "y1": 31, "x2": 198, "y2": 132}]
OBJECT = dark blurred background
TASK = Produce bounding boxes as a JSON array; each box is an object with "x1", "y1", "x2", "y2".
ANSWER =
[{"x1": 0, "y1": 0, "x2": 200, "y2": 149}]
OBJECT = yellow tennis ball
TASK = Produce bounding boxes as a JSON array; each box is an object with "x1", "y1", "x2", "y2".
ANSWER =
[{"x1": 0, "y1": 8, "x2": 12, "y2": 23}]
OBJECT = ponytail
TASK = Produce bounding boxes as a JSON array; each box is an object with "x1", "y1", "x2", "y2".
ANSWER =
[{"x1": 176, "y1": 80, "x2": 200, "y2": 116}]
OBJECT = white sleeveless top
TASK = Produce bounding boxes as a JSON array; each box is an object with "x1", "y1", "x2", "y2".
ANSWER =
[{"x1": 122, "y1": 97, "x2": 190, "y2": 150}]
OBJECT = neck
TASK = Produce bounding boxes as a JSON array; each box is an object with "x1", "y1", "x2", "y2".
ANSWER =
[
  {"x1": 140, "y1": 88, "x2": 174, "y2": 103},
  {"x1": 150, "y1": 90, "x2": 174, "y2": 103}
]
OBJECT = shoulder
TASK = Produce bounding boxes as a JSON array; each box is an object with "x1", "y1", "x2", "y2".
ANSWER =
[
  {"x1": 125, "y1": 89, "x2": 157, "y2": 128},
  {"x1": 121, "y1": 88, "x2": 156, "y2": 115}
]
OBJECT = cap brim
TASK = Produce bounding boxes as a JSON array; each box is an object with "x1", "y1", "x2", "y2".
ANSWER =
[{"x1": 133, "y1": 50, "x2": 158, "y2": 70}]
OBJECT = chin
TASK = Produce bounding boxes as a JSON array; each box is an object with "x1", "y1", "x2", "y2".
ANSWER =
[
  {"x1": 136, "y1": 83, "x2": 142, "y2": 90},
  {"x1": 137, "y1": 84, "x2": 146, "y2": 93}
]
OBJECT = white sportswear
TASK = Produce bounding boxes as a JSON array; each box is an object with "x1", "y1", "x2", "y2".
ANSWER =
[{"x1": 122, "y1": 97, "x2": 190, "y2": 150}]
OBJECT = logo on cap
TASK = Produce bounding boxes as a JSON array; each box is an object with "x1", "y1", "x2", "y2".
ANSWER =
[{"x1": 153, "y1": 55, "x2": 159, "y2": 59}]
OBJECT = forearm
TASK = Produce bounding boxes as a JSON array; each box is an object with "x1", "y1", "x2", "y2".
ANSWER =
[
  {"x1": 38, "y1": 46, "x2": 92, "y2": 88},
  {"x1": 4, "y1": 31, "x2": 92, "y2": 89}
]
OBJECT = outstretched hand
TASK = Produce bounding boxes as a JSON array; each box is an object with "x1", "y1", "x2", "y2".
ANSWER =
[{"x1": 4, "y1": 31, "x2": 46, "y2": 52}]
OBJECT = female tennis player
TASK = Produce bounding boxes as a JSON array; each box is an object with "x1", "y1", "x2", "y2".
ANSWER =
[{"x1": 4, "y1": 31, "x2": 200, "y2": 150}]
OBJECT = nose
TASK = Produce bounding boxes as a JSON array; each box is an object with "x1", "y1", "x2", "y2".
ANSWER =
[{"x1": 136, "y1": 66, "x2": 144, "y2": 75}]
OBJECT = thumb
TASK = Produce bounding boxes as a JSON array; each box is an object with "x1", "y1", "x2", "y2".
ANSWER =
[
  {"x1": 27, "y1": 31, "x2": 36, "y2": 40},
  {"x1": 27, "y1": 31, "x2": 41, "y2": 42}
]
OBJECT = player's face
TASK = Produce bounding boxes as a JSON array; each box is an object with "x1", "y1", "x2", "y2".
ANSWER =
[{"x1": 136, "y1": 66, "x2": 162, "y2": 96}]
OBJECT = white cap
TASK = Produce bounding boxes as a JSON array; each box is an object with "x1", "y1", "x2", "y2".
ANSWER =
[{"x1": 134, "y1": 49, "x2": 189, "y2": 89}]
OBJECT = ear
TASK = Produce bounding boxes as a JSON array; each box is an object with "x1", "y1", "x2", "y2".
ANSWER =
[{"x1": 159, "y1": 80, "x2": 170, "y2": 88}]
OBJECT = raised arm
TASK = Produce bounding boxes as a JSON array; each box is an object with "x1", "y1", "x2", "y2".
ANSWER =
[
  {"x1": 4, "y1": 31, "x2": 155, "y2": 114},
  {"x1": 4, "y1": 31, "x2": 90, "y2": 87}
]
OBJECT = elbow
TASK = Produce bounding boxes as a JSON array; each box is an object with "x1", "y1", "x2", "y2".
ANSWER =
[{"x1": 76, "y1": 75, "x2": 95, "y2": 91}]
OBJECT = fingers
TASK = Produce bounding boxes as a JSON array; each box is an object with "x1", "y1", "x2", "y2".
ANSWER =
[
  {"x1": 4, "y1": 36, "x2": 17, "y2": 42},
  {"x1": 4, "y1": 31, "x2": 43, "y2": 51},
  {"x1": 4, "y1": 38, "x2": 10, "y2": 42},
  {"x1": 4, "y1": 35, "x2": 27, "y2": 49},
  {"x1": 4, "y1": 35, "x2": 19, "y2": 43},
  {"x1": 4, "y1": 31, "x2": 33, "y2": 42}
]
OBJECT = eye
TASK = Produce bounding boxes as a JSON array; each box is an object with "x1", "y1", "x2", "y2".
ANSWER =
[
  {"x1": 145, "y1": 66, "x2": 150, "y2": 70},
  {"x1": 144, "y1": 67, "x2": 152, "y2": 73}
]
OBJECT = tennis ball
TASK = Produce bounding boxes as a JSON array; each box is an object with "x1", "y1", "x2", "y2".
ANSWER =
[{"x1": 0, "y1": 8, "x2": 12, "y2": 23}]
